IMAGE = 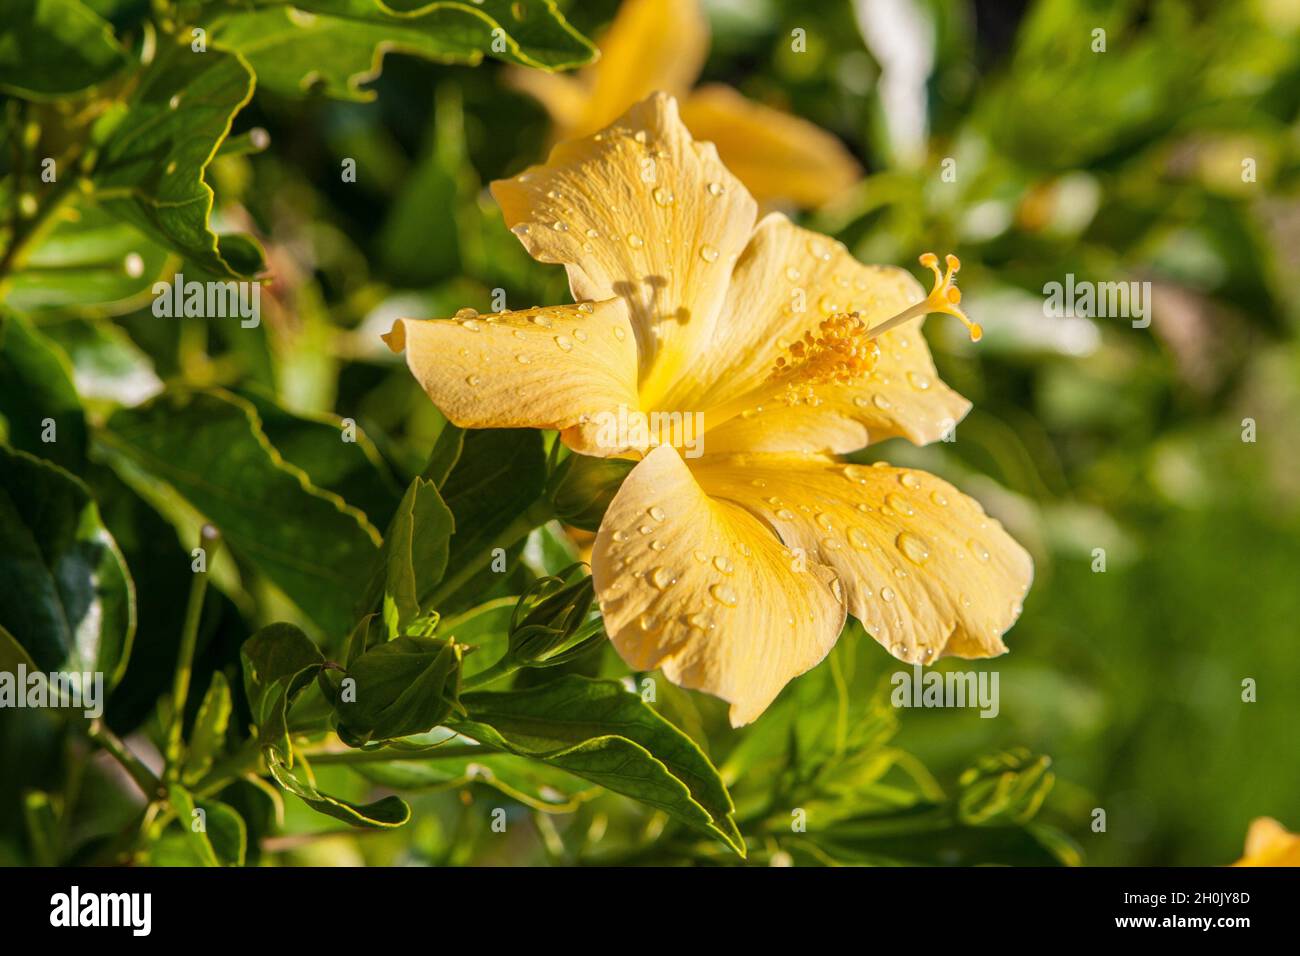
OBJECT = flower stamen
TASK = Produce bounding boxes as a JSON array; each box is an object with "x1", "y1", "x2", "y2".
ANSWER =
[
  {"x1": 767, "y1": 312, "x2": 880, "y2": 406},
  {"x1": 867, "y1": 252, "x2": 983, "y2": 342}
]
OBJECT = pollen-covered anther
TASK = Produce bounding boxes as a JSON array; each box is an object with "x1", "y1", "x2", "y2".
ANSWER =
[
  {"x1": 768, "y1": 312, "x2": 881, "y2": 405},
  {"x1": 868, "y1": 251, "x2": 984, "y2": 342}
]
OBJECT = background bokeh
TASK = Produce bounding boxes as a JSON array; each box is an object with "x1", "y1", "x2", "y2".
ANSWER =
[{"x1": 3, "y1": 0, "x2": 1298, "y2": 866}]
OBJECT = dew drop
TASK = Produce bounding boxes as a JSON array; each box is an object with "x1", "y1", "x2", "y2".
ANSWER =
[
  {"x1": 699, "y1": 244, "x2": 720, "y2": 263},
  {"x1": 573, "y1": 328, "x2": 588, "y2": 342},
  {"x1": 907, "y1": 371, "x2": 931, "y2": 391},
  {"x1": 896, "y1": 532, "x2": 931, "y2": 565},
  {"x1": 881, "y1": 586, "x2": 896, "y2": 603},
  {"x1": 627, "y1": 233, "x2": 645, "y2": 249},
  {"x1": 648, "y1": 505, "x2": 666, "y2": 522},
  {"x1": 515, "y1": 353, "x2": 531, "y2": 364},
  {"x1": 707, "y1": 181, "x2": 725, "y2": 196},
  {"x1": 848, "y1": 527, "x2": 871, "y2": 550},
  {"x1": 968, "y1": 539, "x2": 991, "y2": 562},
  {"x1": 649, "y1": 567, "x2": 676, "y2": 590},
  {"x1": 465, "y1": 374, "x2": 481, "y2": 387},
  {"x1": 554, "y1": 334, "x2": 574, "y2": 352},
  {"x1": 613, "y1": 326, "x2": 627, "y2": 341},
  {"x1": 712, "y1": 555, "x2": 733, "y2": 574},
  {"x1": 898, "y1": 472, "x2": 921, "y2": 489},
  {"x1": 652, "y1": 186, "x2": 675, "y2": 206},
  {"x1": 709, "y1": 583, "x2": 738, "y2": 607},
  {"x1": 884, "y1": 493, "x2": 915, "y2": 516},
  {"x1": 612, "y1": 530, "x2": 629, "y2": 543},
  {"x1": 872, "y1": 394, "x2": 892, "y2": 410},
  {"x1": 930, "y1": 490, "x2": 949, "y2": 507}
]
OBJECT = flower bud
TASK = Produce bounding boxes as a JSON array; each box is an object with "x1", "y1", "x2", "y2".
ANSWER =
[
  {"x1": 506, "y1": 564, "x2": 605, "y2": 666},
  {"x1": 546, "y1": 454, "x2": 633, "y2": 531}
]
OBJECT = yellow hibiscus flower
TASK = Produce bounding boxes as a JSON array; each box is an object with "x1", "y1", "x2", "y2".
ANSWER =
[
  {"x1": 1233, "y1": 817, "x2": 1300, "y2": 866},
  {"x1": 384, "y1": 93, "x2": 1032, "y2": 726},
  {"x1": 506, "y1": 0, "x2": 862, "y2": 208}
]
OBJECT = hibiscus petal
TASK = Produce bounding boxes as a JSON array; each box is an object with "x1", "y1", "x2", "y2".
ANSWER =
[
  {"x1": 491, "y1": 93, "x2": 758, "y2": 409},
  {"x1": 593, "y1": 445, "x2": 847, "y2": 726},
  {"x1": 681, "y1": 84, "x2": 862, "y2": 208},
  {"x1": 383, "y1": 300, "x2": 641, "y2": 457},
  {"x1": 692, "y1": 453, "x2": 1033, "y2": 664},
  {"x1": 690, "y1": 214, "x2": 971, "y2": 451}
]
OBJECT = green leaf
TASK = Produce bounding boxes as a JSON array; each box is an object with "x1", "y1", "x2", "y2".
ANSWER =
[
  {"x1": 0, "y1": 444, "x2": 135, "y2": 683},
  {"x1": 3, "y1": 203, "x2": 172, "y2": 313},
  {"x1": 92, "y1": 42, "x2": 264, "y2": 278},
  {"x1": 98, "y1": 388, "x2": 381, "y2": 638},
  {"x1": 437, "y1": 427, "x2": 547, "y2": 612},
  {"x1": 795, "y1": 802, "x2": 1079, "y2": 867},
  {"x1": 240, "y1": 623, "x2": 324, "y2": 760},
  {"x1": 167, "y1": 785, "x2": 220, "y2": 867},
  {"x1": 33, "y1": 317, "x2": 162, "y2": 407},
  {"x1": 209, "y1": 0, "x2": 597, "y2": 102},
  {"x1": 0, "y1": 310, "x2": 87, "y2": 471},
  {"x1": 236, "y1": 386, "x2": 403, "y2": 529},
  {"x1": 355, "y1": 752, "x2": 598, "y2": 812},
  {"x1": 451, "y1": 675, "x2": 744, "y2": 855},
  {"x1": 167, "y1": 785, "x2": 248, "y2": 866},
  {"x1": 332, "y1": 635, "x2": 462, "y2": 745},
  {"x1": 182, "y1": 671, "x2": 232, "y2": 786},
  {"x1": 373, "y1": 477, "x2": 454, "y2": 635},
  {"x1": 267, "y1": 750, "x2": 410, "y2": 828},
  {"x1": 0, "y1": 0, "x2": 130, "y2": 99}
]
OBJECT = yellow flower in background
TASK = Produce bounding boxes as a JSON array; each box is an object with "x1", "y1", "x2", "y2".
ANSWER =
[
  {"x1": 1233, "y1": 818, "x2": 1300, "y2": 866},
  {"x1": 507, "y1": 0, "x2": 862, "y2": 209},
  {"x1": 385, "y1": 93, "x2": 1032, "y2": 725}
]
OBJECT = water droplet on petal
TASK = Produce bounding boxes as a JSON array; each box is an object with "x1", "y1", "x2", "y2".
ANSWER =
[
  {"x1": 650, "y1": 567, "x2": 676, "y2": 590},
  {"x1": 554, "y1": 334, "x2": 573, "y2": 352},
  {"x1": 872, "y1": 394, "x2": 892, "y2": 410},
  {"x1": 612, "y1": 530, "x2": 629, "y2": 543},
  {"x1": 896, "y1": 532, "x2": 931, "y2": 565},
  {"x1": 713, "y1": 555, "x2": 733, "y2": 574},
  {"x1": 648, "y1": 505, "x2": 666, "y2": 522},
  {"x1": 465, "y1": 374, "x2": 481, "y2": 386},
  {"x1": 881, "y1": 586, "x2": 896, "y2": 602},
  {"x1": 884, "y1": 493, "x2": 915, "y2": 516},
  {"x1": 627, "y1": 233, "x2": 644, "y2": 249},
  {"x1": 899, "y1": 472, "x2": 921, "y2": 489},
  {"x1": 969, "y1": 539, "x2": 991, "y2": 562},
  {"x1": 930, "y1": 490, "x2": 949, "y2": 507},
  {"x1": 707, "y1": 181, "x2": 725, "y2": 196},
  {"x1": 907, "y1": 371, "x2": 931, "y2": 390},
  {"x1": 709, "y1": 583, "x2": 738, "y2": 607},
  {"x1": 848, "y1": 527, "x2": 871, "y2": 550},
  {"x1": 653, "y1": 186, "x2": 674, "y2": 206}
]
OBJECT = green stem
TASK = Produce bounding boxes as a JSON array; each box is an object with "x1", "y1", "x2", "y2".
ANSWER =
[
  {"x1": 461, "y1": 657, "x2": 521, "y2": 691},
  {"x1": 0, "y1": 172, "x2": 81, "y2": 291},
  {"x1": 164, "y1": 525, "x2": 221, "y2": 782},
  {"x1": 87, "y1": 720, "x2": 162, "y2": 798},
  {"x1": 425, "y1": 499, "x2": 553, "y2": 610}
]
